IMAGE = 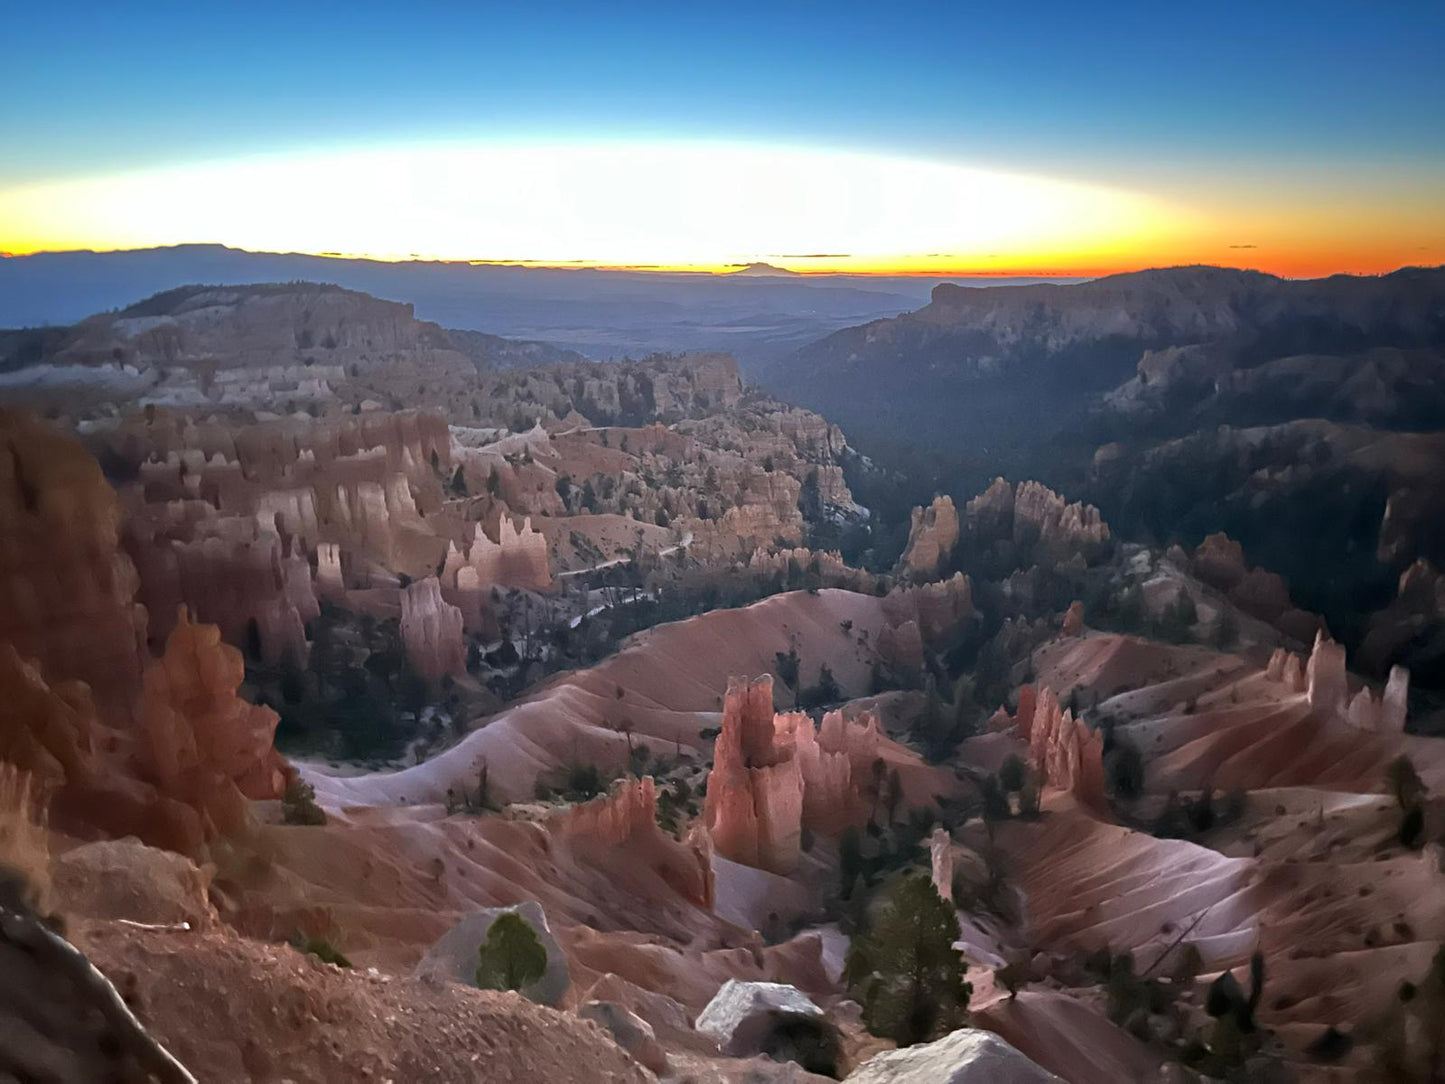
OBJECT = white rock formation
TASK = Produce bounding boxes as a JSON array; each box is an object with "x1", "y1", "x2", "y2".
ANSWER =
[
  {"x1": 412, "y1": 901, "x2": 570, "y2": 1006},
  {"x1": 847, "y1": 1028, "x2": 1062, "y2": 1083},
  {"x1": 695, "y1": 980, "x2": 829, "y2": 1058}
]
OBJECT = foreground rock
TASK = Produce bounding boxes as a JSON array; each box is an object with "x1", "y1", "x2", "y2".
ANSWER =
[
  {"x1": 578, "y1": 1000, "x2": 668, "y2": 1074},
  {"x1": 846, "y1": 1028, "x2": 1061, "y2": 1083},
  {"x1": 78, "y1": 923, "x2": 649, "y2": 1084},
  {"x1": 413, "y1": 900, "x2": 571, "y2": 1006},
  {"x1": 696, "y1": 980, "x2": 834, "y2": 1059}
]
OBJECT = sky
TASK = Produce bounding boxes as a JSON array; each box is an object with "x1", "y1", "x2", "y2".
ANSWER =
[{"x1": 2, "y1": 1, "x2": 1442, "y2": 276}]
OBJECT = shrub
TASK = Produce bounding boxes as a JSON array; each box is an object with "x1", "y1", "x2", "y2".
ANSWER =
[
  {"x1": 1386, "y1": 755, "x2": 1425, "y2": 812},
  {"x1": 296, "y1": 935, "x2": 351, "y2": 968},
  {"x1": 281, "y1": 779, "x2": 327, "y2": 825},
  {"x1": 475, "y1": 912, "x2": 548, "y2": 992},
  {"x1": 798, "y1": 664, "x2": 841, "y2": 710}
]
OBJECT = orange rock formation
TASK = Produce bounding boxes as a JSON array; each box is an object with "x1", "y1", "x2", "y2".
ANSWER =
[
  {"x1": 553, "y1": 776, "x2": 715, "y2": 910},
  {"x1": 897, "y1": 495, "x2": 959, "y2": 578},
  {"x1": 0, "y1": 410, "x2": 148, "y2": 717},
  {"x1": 138, "y1": 607, "x2": 290, "y2": 842},
  {"x1": 1011, "y1": 685, "x2": 1107, "y2": 810},
  {"x1": 703, "y1": 675, "x2": 884, "y2": 874}
]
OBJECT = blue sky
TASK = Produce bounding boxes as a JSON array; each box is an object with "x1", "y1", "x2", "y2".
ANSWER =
[{"x1": 3, "y1": 1, "x2": 1442, "y2": 273}]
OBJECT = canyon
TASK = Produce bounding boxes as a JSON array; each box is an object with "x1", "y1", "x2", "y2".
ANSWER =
[{"x1": 1, "y1": 275, "x2": 1444, "y2": 1082}]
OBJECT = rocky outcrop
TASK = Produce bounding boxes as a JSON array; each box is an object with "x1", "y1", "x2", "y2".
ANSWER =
[
  {"x1": 1305, "y1": 630, "x2": 1349, "y2": 718},
  {"x1": 704, "y1": 676, "x2": 883, "y2": 874},
  {"x1": 1061, "y1": 601, "x2": 1085, "y2": 637},
  {"x1": 1265, "y1": 648, "x2": 1307, "y2": 692},
  {"x1": 962, "y1": 478, "x2": 1108, "y2": 567},
  {"x1": 876, "y1": 619, "x2": 925, "y2": 678},
  {"x1": 1344, "y1": 667, "x2": 1410, "y2": 734},
  {"x1": 0, "y1": 645, "x2": 100, "y2": 796},
  {"x1": 847, "y1": 1027, "x2": 1061, "y2": 1083},
  {"x1": 399, "y1": 577, "x2": 466, "y2": 681},
  {"x1": 0, "y1": 411, "x2": 149, "y2": 717},
  {"x1": 1189, "y1": 532, "x2": 1320, "y2": 643},
  {"x1": 1011, "y1": 685, "x2": 1106, "y2": 810},
  {"x1": 442, "y1": 516, "x2": 551, "y2": 593},
  {"x1": 704, "y1": 677, "x2": 805, "y2": 874},
  {"x1": 139, "y1": 608, "x2": 289, "y2": 838},
  {"x1": 128, "y1": 517, "x2": 318, "y2": 664},
  {"x1": 50, "y1": 838, "x2": 219, "y2": 929},
  {"x1": 883, "y1": 573, "x2": 974, "y2": 642},
  {"x1": 694, "y1": 980, "x2": 830, "y2": 1058},
  {"x1": 1, "y1": 606, "x2": 286, "y2": 857},
  {"x1": 576, "y1": 1001, "x2": 667, "y2": 1075},
  {"x1": 552, "y1": 776, "x2": 715, "y2": 910},
  {"x1": 898, "y1": 495, "x2": 959, "y2": 579},
  {"x1": 414, "y1": 901, "x2": 571, "y2": 1007},
  {"x1": 1279, "y1": 632, "x2": 1412, "y2": 732},
  {"x1": 930, "y1": 827, "x2": 954, "y2": 902}
]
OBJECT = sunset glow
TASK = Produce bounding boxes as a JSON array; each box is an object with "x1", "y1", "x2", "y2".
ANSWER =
[{"x1": 3, "y1": 2, "x2": 1442, "y2": 278}]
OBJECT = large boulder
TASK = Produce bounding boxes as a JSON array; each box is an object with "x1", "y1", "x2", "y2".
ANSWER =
[
  {"x1": 50, "y1": 838, "x2": 218, "y2": 929},
  {"x1": 412, "y1": 900, "x2": 570, "y2": 1006},
  {"x1": 846, "y1": 1028, "x2": 1060, "y2": 1083},
  {"x1": 696, "y1": 980, "x2": 835, "y2": 1060},
  {"x1": 578, "y1": 1000, "x2": 668, "y2": 1074}
]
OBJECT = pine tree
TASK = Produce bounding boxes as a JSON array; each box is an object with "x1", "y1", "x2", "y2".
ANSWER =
[
  {"x1": 475, "y1": 912, "x2": 548, "y2": 992},
  {"x1": 844, "y1": 874, "x2": 970, "y2": 1046}
]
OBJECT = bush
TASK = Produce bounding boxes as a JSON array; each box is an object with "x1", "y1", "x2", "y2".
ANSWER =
[
  {"x1": 281, "y1": 779, "x2": 327, "y2": 825},
  {"x1": 475, "y1": 912, "x2": 548, "y2": 992},
  {"x1": 798, "y1": 664, "x2": 841, "y2": 710},
  {"x1": 296, "y1": 935, "x2": 351, "y2": 968}
]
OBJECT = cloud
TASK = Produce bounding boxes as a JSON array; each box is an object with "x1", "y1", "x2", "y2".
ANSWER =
[
  {"x1": 769, "y1": 253, "x2": 851, "y2": 259},
  {"x1": 1228, "y1": 243, "x2": 1258, "y2": 249}
]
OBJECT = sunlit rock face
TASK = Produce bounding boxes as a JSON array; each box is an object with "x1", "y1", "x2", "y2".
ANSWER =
[
  {"x1": 704, "y1": 676, "x2": 804, "y2": 874},
  {"x1": 1306, "y1": 630, "x2": 1349, "y2": 718},
  {"x1": 0, "y1": 411, "x2": 149, "y2": 717},
  {"x1": 703, "y1": 675, "x2": 883, "y2": 874},
  {"x1": 897, "y1": 494, "x2": 959, "y2": 579},
  {"x1": 127, "y1": 515, "x2": 318, "y2": 665},
  {"x1": 399, "y1": 577, "x2": 466, "y2": 681},
  {"x1": 0, "y1": 608, "x2": 288, "y2": 856},
  {"x1": 930, "y1": 826, "x2": 954, "y2": 902},
  {"x1": 139, "y1": 606, "x2": 289, "y2": 826},
  {"x1": 1010, "y1": 684, "x2": 1106, "y2": 810},
  {"x1": 552, "y1": 776, "x2": 715, "y2": 910},
  {"x1": 1273, "y1": 632, "x2": 1412, "y2": 733},
  {"x1": 442, "y1": 516, "x2": 552, "y2": 593}
]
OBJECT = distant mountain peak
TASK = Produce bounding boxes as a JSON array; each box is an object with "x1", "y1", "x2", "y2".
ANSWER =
[{"x1": 727, "y1": 262, "x2": 799, "y2": 277}]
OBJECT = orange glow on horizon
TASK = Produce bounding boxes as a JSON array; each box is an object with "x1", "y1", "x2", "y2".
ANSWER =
[
  {"x1": 2, "y1": 141, "x2": 1440, "y2": 281},
  {"x1": 2, "y1": 240, "x2": 1435, "y2": 282}
]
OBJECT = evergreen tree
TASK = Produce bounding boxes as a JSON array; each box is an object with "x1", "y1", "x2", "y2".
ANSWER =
[
  {"x1": 475, "y1": 912, "x2": 548, "y2": 992},
  {"x1": 844, "y1": 874, "x2": 970, "y2": 1046}
]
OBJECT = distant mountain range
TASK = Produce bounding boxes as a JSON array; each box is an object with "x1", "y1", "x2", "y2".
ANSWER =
[
  {"x1": 766, "y1": 265, "x2": 1445, "y2": 453},
  {"x1": 0, "y1": 244, "x2": 1067, "y2": 369}
]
